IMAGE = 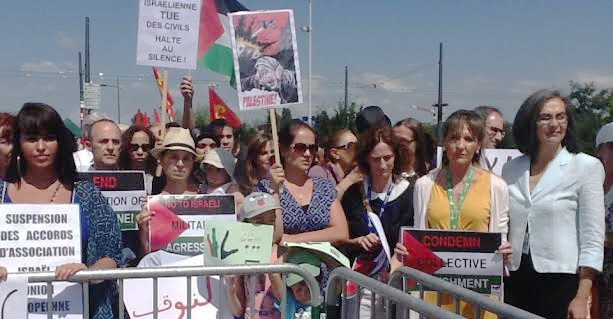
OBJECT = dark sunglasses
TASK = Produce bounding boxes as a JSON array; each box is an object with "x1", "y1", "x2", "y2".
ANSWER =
[
  {"x1": 333, "y1": 141, "x2": 357, "y2": 151},
  {"x1": 128, "y1": 143, "x2": 153, "y2": 152},
  {"x1": 291, "y1": 143, "x2": 318, "y2": 154}
]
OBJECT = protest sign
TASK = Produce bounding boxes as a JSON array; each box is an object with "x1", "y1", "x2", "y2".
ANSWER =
[
  {"x1": 203, "y1": 221, "x2": 273, "y2": 266},
  {"x1": 400, "y1": 228, "x2": 503, "y2": 296},
  {"x1": 481, "y1": 148, "x2": 522, "y2": 175},
  {"x1": 229, "y1": 10, "x2": 303, "y2": 110},
  {"x1": 79, "y1": 171, "x2": 146, "y2": 231},
  {"x1": 0, "y1": 204, "x2": 83, "y2": 319},
  {"x1": 285, "y1": 242, "x2": 350, "y2": 268},
  {"x1": 137, "y1": 0, "x2": 201, "y2": 69},
  {"x1": 124, "y1": 255, "x2": 232, "y2": 319},
  {"x1": 0, "y1": 275, "x2": 28, "y2": 319},
  {"x1": 148, "y1": 194, "x2": 236, "y2": 256}
]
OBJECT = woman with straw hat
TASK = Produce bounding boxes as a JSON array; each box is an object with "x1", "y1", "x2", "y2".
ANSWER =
[{"x1": 136, "y1": 127, "x2": 199, "y2": 257}]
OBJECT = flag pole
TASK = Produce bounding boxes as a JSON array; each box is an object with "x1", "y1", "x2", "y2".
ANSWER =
[{"x1": 269, "y1": 108, "x2": 283, "y2": 194}]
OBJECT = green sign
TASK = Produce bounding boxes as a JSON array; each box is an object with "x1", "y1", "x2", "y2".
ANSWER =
[{"x1": 203, "y1": 221, "x2": 273, "y2": 265}]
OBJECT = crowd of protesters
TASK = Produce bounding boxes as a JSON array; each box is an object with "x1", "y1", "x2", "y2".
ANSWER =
[{"x1": 0, "y1": 79, "x2": 612, "y2": 319}]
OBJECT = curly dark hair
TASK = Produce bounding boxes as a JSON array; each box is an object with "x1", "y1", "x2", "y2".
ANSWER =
[
  {"x1": 356, "y1": 127, "x2": 409, "y2": 177},
  {"x1": 119, "y1": 125, "x2": 156, "y2": 174}
]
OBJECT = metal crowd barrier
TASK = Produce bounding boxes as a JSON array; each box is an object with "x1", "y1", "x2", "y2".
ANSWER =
[
  {"x1": 23, "y1": 263, "x2": 323, "y2": 319},
  {"x1": 388, "y1": 266, "x2": 544, "y2": 319},
  {"x1": 325, "y1": 267, "x2": 465, "y2": 319}
]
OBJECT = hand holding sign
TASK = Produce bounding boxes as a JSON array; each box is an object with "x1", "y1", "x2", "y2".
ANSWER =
[{"x1": 0, "y1": 266, "x2": 6, "y2": 281}]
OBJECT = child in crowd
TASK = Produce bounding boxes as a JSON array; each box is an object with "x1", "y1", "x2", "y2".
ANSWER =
[
  {"x1": 283, "y1": 249, "x2": 323, "y2": 319},
  {"x1": 225, "y1": 192, "x2": 283, "y2": 319},
  {"x1": 200, "y1": 148, "x2": 245, "y2": 212}
]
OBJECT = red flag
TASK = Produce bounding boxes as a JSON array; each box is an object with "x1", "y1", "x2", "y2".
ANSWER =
[
  {"x1": 152, "y1": 67, "x2": 175, "y2": 121},
  {"x1": 209, "y1": 88, "x2": 241, "y2": 128},
  {"x1": 143, "y1": 112, "x2": 151, "y2": 128}
]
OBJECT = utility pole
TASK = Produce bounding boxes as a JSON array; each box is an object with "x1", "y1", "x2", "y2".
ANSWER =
[
  {"x1": 433, "y1": 43, "x2": 448, "y2": 144},
  {"x1": 344, "y1": 66, "x2": 348, "y2": 109},
  {"x1": 84, "y1": 17, "x2": 90, "y2": 84},
  {"x1": 78, "y1": 52, "x2": 84, "y2": 103}
]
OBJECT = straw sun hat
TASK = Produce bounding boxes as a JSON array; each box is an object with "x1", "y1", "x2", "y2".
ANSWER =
[{"x1": 151, "y1": 127, "x2": 197, "y2": 159}]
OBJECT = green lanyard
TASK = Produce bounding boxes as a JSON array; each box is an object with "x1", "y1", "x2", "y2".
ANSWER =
[{"x1": 446, "y1": 165, "x2": 475, "y2": 230}]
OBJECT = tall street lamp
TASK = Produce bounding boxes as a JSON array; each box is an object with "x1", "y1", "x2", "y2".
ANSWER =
[{"x1": 300, "y1": 0, "x2": 313, "y2": 126}]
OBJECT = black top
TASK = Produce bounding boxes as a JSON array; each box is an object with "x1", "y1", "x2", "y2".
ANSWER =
[{"x1": 340, "y1": 179, "x2": 414, "y2": 262}]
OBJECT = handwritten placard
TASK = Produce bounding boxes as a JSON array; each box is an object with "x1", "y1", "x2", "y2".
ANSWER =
[
  {"x1": 148, "y1": 195, "x2": 236, "y2": 256},
  {"x1": 203, "y1": 221, "x2": 273, "y2": 266},
  {"x1": 0, "y1": 275, "x2": 28, "y2": 319},
  {"x1": 0, "y1": 204, "x2": 83, "y2": 319},
  {"x1": 123, "y1": 255, "x2": 231, "y2": 319},
  {"x1": 79, "y1": 171, "x2": 146, "y2": 231},
  {"x1": 137, "y1": 0, "x2": 202, "y2": 69}
]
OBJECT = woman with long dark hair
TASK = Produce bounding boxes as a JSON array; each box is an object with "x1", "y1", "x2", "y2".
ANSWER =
[
  {"x1": 392, "y1": 118, "x2": 429, "y2": 180},
  {"x1": 2, "y1": 102, "x2": 122, "y2": 319}
]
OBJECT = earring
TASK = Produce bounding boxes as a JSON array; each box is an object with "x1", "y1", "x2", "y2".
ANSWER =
[{"x1": 16, "y1": 155, "x2": 21, "y2": 177}]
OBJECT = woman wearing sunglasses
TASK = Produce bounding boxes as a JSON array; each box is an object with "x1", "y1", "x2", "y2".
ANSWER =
[
  {"x1": 269, "y1": 120, "x2": 349, "y2": 244},
  {"x1": 119, "y1": 125, "x2": 156, "y2": 195},
  {"x1": 309, "y1": 129, "x2": 363, "y2": 199},
  {"x1": 392, "y1": 118, "x2": 429, "y2": 182}
]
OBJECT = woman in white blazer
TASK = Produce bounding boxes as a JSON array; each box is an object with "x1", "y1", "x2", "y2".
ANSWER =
[{"x1": 502, "y1": 89, "x2": 605, "y2": 319}]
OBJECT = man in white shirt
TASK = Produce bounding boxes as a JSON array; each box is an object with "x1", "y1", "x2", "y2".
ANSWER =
[{"x1": 85, "y1": 118, "x2": 122, "y2": 171}]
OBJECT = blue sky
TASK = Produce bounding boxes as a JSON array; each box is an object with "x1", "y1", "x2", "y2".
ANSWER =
[{"x1": 1, "y1": 0, "x2": 613, "y2": 126}]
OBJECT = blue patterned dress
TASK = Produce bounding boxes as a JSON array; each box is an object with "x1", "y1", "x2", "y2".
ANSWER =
[
  {"x1": 280, "y1": 177, "x2": 336, "y2": 234},
  {"x1": 2, "y1": 181, "x2": 123, "y2": 319}
]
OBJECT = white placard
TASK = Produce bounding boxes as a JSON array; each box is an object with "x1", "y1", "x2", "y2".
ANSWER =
[
  {"x1": 124, "y1": 255, "x2": 232, "y2": 319},
  {"x1": 0, "y1": 204, "x2": 83, "y2": 319},
  {"x1": 137, "y1": 0, "x2": 202, "y2": 69},
  {"x1": 0, "y1": 275, "x2": 28, "y2": 319},
  {"x1": 481, "y1": 148, "x2": 522, "y2": 176}
]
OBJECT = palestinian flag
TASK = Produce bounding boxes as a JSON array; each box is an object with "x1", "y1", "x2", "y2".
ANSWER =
[{"x1": 198, "y1": 0, "x2": 247, "y2": 85}]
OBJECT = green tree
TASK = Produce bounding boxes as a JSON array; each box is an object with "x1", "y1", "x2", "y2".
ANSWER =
[
  {"x1": 568, "y1": 82, "x2": 613, "y2": 154},
  {"x1": 280, "y1": 108, "x2": 293, "y2": 128},
  {"x1": 314, "y1": 101, "x2": 359, "y2": 140}
]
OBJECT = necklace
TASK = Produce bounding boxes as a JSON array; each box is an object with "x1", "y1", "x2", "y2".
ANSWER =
[{"x1": 50, "y1": 181, "x2": 63, "y2": 203}]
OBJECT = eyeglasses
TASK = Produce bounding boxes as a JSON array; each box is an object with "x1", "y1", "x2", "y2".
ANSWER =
[
  {"x1": 487, "y1": 126, "x2": 506, "y2": 136},
  {"x1": 537, "y1": 112, "x2": 568, "y2": 125},
  {"x1": 290, "y1": 143, "x2": 318, "y2": 154},
  {"x1": 128, "y1": 143, "x2": 153, "y2": 152},
  {"x1": 333, "y1": 141, "x2": 357, "y2": 151}
]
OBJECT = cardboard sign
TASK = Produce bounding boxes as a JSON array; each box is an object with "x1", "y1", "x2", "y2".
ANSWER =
[
  {"x1": 124, "y1": 255, "x2": 231, "y2": 319},
  {"x1": 148, "y1": 195, "x2": 236, "y2": 256},
  {"x1": 79, "y1": 171, "x2": 147, "y2": 231},
  {"x1": 401, "y1": 228, "x2": 503, "y2": 296},
  {"x1": 0, "y1": 275, "x2": 28, "y2": 319},
  {"x1": 203, "y1": 221, "x2": 273, "y2": 266},
  {"x1": 0, "y1": 204, "x2": 83, "y2": 319},
  {"x1": 229, "y1": 10, "x2": 303, "y2": 110},
  {"x1": 285, "y1": 242, "x2": 350, "y2": 268},
  {"x1": 136, "y1": 0, "x2": 202, "y2": 69}
]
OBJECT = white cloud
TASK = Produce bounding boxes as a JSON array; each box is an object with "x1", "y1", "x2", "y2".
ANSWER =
[
  {"x1": 575, "y1": 70, "x2": 613, "y2": 88},
  {"x1": 55, "y1": 32, "x2": 75, "y2": 50},
  {"x1": 20, "y1": 61, "x2": 76, "y2": 74}
]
